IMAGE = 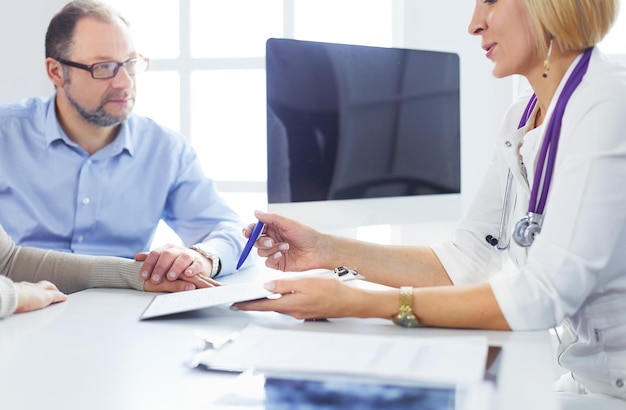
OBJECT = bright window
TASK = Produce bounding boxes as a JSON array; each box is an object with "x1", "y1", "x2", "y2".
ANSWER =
[
  {"x1": 105, "y1": 0, "x2": 394, "y2": 244},
  {"x1": 190, "y1": 69, "x2": 267, "y2": 181},
  {"x1": 190, "y1": 0, "x2": 285, "y2": 58},
  {"x1": 293, "y1": 0, "x2": 392, "y2": 46}
]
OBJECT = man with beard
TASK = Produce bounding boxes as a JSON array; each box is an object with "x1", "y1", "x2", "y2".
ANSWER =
[{"x1": 0, "y1": 0, "x2": 252, "y2": 285}]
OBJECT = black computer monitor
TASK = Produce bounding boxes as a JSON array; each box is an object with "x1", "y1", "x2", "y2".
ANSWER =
[{"x1": 266, "y1": 38, "x2": 461, "y2": 230}]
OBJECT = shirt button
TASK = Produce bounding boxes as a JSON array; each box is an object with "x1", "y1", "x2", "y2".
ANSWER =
[
  {"x1": 616, "y1": 379, "x2": 624, "y2": 388},
  {"x1": 505, "y1": 141, "x2": 512, "y2": 148},
  {"x1": 77, "y1": 235, "x2": 84, "y2": 243},
  {"x1": 82, "y1": 197, "x2": 91, "y2": 205}
]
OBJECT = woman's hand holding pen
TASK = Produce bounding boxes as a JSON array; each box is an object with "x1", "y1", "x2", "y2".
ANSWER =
[{"x1": 244, "y1": 210, "x2": 332, "y2": 272}]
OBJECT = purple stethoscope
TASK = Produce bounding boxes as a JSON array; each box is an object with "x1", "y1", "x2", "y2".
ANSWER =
[{"x1": 487, "y1": 47, "x2": 593, "y2": 249}]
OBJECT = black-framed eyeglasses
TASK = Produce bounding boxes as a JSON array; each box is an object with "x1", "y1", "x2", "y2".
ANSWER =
[{"x1": 56, "y1": 55, "x2": 149, "y2": 79}]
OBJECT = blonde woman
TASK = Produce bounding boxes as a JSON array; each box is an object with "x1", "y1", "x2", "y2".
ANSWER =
[{"x1": 236, "y1": 0, "x2": 626, "y2": 405}]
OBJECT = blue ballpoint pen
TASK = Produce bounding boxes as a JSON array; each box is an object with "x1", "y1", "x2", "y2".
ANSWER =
[{"x1": 236, "y1": 221, "x2": 265, "y2": 270}]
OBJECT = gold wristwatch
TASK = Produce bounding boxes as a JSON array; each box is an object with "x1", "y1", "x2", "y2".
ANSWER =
[
  {"x1": 391, "y1": 286, "x2": 420, "y2": 327},
  {"x1": 189, "y1": 244, "x2": 221, "y2": 278}
]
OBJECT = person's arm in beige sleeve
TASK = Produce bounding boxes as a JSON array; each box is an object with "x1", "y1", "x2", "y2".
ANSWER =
[{"x1": 0, "y1": 225, "x2": 215, "y2": 295}]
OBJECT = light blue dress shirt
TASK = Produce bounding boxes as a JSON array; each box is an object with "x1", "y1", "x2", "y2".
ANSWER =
[{"x1": 0, "y1": 96, "x2": 251, "y2": 276}]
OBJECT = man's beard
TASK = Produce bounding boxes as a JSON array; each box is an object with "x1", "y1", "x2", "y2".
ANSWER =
[{"x1": 64, "y1": 78, "x2": 134, "y2": 127}]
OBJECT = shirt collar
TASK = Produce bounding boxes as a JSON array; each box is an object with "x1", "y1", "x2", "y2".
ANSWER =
[{"x1": 44, "y1": 96, "x2": 135, "y2": 157}]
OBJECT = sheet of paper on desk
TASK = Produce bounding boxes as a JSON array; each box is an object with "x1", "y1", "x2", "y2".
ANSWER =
[
  {"x1": 140, "y1": 269, "x2": 365, "y2": 320},
  {"x1": 140, "y1": 282, "x2": 275, "y2": 320},
  {"x1": 197, "y1": 324, "x2": 488, "y2": 386}
]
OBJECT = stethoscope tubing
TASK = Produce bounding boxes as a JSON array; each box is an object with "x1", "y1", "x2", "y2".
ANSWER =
[{"x1": 491, "y1": 47, "x2": 594, "y2": 249}]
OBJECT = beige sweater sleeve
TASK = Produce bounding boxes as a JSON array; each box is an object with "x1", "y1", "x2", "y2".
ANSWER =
[
  {"x1": 0, "y1": 275, "x2": 18, "y2": 318},
  {"x1": 0, "y1": 225, "x2": 144, "y2": 294}
]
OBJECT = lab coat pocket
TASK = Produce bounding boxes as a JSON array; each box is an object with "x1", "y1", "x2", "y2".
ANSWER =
[
  {"x1": 608, "y1": 367, "x2": 626, "y2": 400},
  {"x1": 586, "y1": 296, "x2": 626, "y2": 349},
  {"x1": 587, "y1": 298, "x2": 626, "y2": 399},
  {"x1": 593, "y1": 319, "x2": 626, "y2": 399}
]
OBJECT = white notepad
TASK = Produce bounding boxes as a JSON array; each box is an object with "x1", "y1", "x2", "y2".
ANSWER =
[{"x1": 140, "y1": 282, "x2": 275, "y2": 320}]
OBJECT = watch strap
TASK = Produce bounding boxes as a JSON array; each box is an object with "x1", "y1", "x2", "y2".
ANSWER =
[
  {"x1": 189, "y1": 244, "x2": 221, "y2": 278},
  {"x1": 392, "y1": 286, "x2": 420, "y2": 327}
]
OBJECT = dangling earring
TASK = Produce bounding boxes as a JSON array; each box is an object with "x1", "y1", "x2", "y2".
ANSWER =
[{"x1": 542, "y1": 35, "x2": 554, "y2": 78}]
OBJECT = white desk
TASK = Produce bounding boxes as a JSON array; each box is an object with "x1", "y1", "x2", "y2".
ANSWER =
[{"x1": 0, "y1": 267, "x2": 558, "y2": 410}]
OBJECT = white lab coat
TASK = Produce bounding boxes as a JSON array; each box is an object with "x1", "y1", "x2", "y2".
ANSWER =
[{"x1": 432, "y1": 47, "x2": 626, "y2": 399}]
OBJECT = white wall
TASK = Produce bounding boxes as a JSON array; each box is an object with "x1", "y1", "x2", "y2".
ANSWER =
[
  {"x1": 400, "y1": 1, "x2": 514, "y2": 213},
  {"x1": 0, "y1": 0, "x2": 68, "y2": 103}
]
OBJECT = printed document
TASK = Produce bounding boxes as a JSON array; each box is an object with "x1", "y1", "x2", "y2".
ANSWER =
[
  {"x1": 140, "y1": 282, "x2": 275, "y2": 320},
  {"x1": 197, "y1": 324, "x2": 488, "y2": 386}
]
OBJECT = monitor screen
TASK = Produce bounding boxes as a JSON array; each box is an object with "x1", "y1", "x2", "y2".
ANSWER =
[{"x1": 266, "y1": 38, "x2": 461, "y2": 232}]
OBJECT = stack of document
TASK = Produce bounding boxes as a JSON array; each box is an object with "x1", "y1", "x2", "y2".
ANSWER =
[{"x1": 195, "y1": 324, "x2": 488, "y2": 386}]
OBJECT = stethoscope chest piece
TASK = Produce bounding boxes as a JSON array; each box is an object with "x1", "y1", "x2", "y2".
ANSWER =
[{"x1": 512, "y1": 212, "x2": 544, "y2": 248}]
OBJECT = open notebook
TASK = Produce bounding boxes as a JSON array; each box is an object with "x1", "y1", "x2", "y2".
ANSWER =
[{"x1": 140, "y1": 282, "x2": 275, "y2": 320}]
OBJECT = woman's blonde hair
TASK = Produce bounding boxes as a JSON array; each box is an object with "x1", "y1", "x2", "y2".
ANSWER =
[{"x1": 524, "y1": 0, "x2": 619, "y2": 55}]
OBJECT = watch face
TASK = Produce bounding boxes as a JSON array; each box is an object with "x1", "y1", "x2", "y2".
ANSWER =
[{"x1": 393, "y1": 313, "x2": 419, "y2": 328}]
